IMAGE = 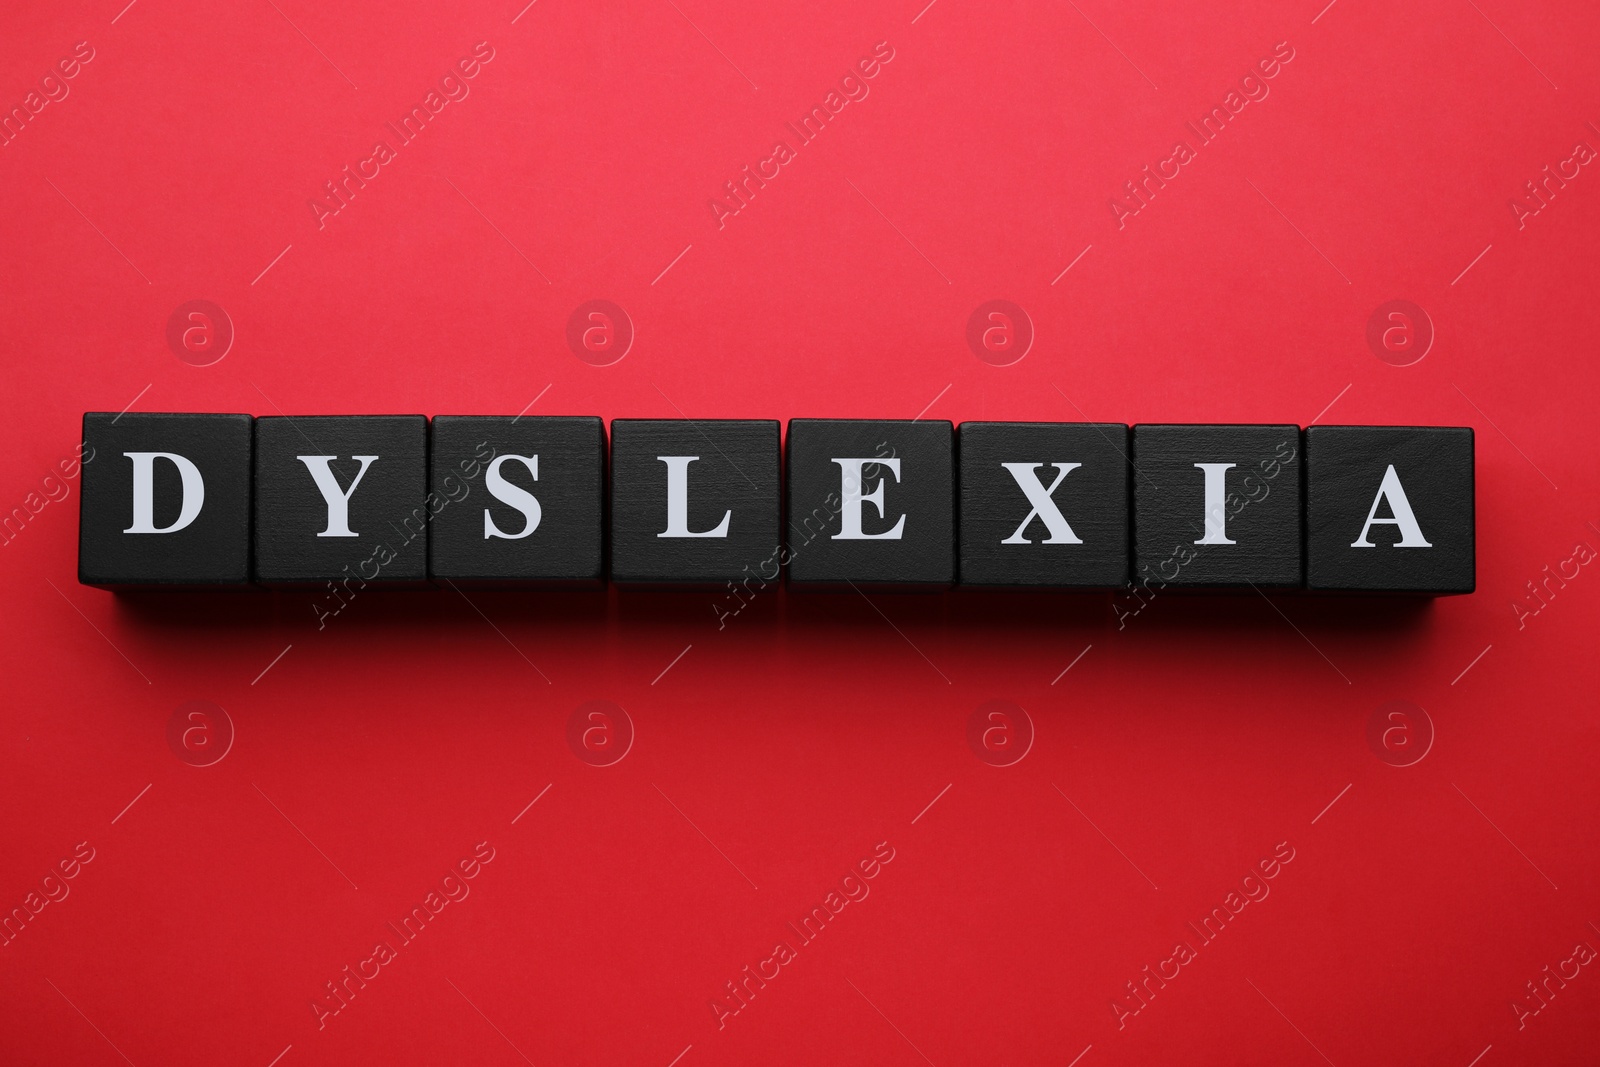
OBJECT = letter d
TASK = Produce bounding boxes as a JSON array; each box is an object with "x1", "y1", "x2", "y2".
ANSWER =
[{"x1": 123, "y1": 452, "x2": 204, "y2": 533}]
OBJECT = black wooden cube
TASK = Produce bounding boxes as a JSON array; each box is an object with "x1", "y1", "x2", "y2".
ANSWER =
[
  {"x1": 429, "y1": 416, "x2": 605, "y2": 587},
  {"x1": 958, "y1": 421, "x2": 1129, "y2": 588},
  {"x1": 254, "y1": 415, "x2": 429, "y2": 586},
  {"x1": 1131, "y1": 424, "x2": 1302, "y2": 588},
  {"x1": 78, "y1": 412, "x2": 252, "y2": 588},
  {"x1": 1305, "y1": 426, "x2": 1474, "y2": 594},
  {"x1": 786, "y1": 419, "x2": 954, "y2": 590},
  {"x1": 610, "y1": 419, "x2": 779, "y2": 585}
]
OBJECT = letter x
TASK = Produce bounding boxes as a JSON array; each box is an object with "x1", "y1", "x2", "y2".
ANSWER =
[{"x1": 1000, "y1": 462, "x2": 1083, "y2": 544}]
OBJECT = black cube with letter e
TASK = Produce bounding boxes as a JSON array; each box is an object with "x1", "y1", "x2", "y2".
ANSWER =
[
  {"x1": 254, "y1": 415, "x2": 429, "y2": 586},
  {"x1": 609, "y1": 419, "x2": 780, "y2": 585},
  {"x1": 79, "y1": 412, "x2": 253, "y2": 588},
  {"x1": 429, "y1": 415, "x2": 605, "y2": 586},
  {"x1": 958, "y1": 421, "x2": 1129, "y2": 588},
  {"x1": 1305, "y1": 426, "x2": 1474, "y2": 594},
  {"x1": 1131, "y1": 425, "x2": 1302, "y2": 588},
  {"x1": 786, "y1": 419, "x2": 954, "y2": 590}
]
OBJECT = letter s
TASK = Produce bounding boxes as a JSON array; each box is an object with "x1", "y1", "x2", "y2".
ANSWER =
[{"x1": 483, "y1": 455, "x2": 540, "y2": 539}]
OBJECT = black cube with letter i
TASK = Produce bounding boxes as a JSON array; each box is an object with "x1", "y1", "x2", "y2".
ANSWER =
[{"x1": 1131, "y1": 424, "x2": 1303, "y2": 589}]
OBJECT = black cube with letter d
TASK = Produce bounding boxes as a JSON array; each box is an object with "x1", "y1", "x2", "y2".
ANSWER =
[{"x1": 78, "y1": 412, "x2": 253, "y2": 588}]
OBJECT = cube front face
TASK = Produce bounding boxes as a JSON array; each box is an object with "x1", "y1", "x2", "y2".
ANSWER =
[
  {"x1": 959, "y1": 422, "x2": 1129, "y2": 588},
  {"x1": 609, "y1": 420, "x2": 779, "y2": 585},
  {"x1": 1305, "y1": 426, "x2": 1474, "y2": 594},
  {"x1": 1132, "y1": 425, "x2": 1302, "y2": 588},
  {"x1": 253, "y1": 416, "x2": 429, "y2": 585},
  {"x1": 429, "y1": 416, "x2": 604, "y2": 586},
  {"x1": 786, "y1": 420, "x2": 954, "y2": 589},
  {"x1": 78, "y1": 412, "x2": 253, "y2": 587}
]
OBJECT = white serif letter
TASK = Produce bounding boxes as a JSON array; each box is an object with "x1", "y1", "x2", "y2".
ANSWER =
[
  {"x1": 297, "y1": 455, "x2": 378, "y2": 537},
  {"x1": 483, "y1": 455, "x2": 541, "y2": 539},
  {"x1": 833, "y1": 458, "x2": 906, "y2": 540},
  {"x1": 1193, "y1": 463, "x2": 1237, "y2": 545},
  {"x1": 657, "y1": 456, "x2": 731, "y2": 538},
  {"x1": 1351, "y1": 464, "x2": 1432, "y2": 548},
  {"x1": 1000, "y1": 462, "x2": 1083, "y2": 544},
  {"x1": 123, "y1": 452, "x2": 205, "y2": 534}
]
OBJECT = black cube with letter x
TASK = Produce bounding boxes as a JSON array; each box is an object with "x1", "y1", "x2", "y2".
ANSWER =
[
  {"x1": 1305, "y1": 426, "x2": 1474, "y2": 594},
  {"x1": 609, "y1": 419, "x2": 780, "y2": 585},
  {"x1": 79, "y1": 412, "x2": 253, "y2": 587},
  {"x1": 429, "y1": 415, "x2": 605, "y2": 586},
  {"x1": 786, "y1": 419, "x2": 954, "y2": 589},
  {"x1": 254, "y1": 415, "x2": 429, "y2": 586},
  {"x1": 958, "y1": 421, "x2": 1129, "y2": 588},
  {"x1": 1132, "y1": 425, "x2": 1302, "y2": 588}
]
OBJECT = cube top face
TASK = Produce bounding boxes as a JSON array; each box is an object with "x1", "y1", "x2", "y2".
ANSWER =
[
  {"x1": 609, "y1": 419, "x2": 780, "y2": 585},
  {"x1": 786, "y1": 419, "x2": 954, "y2": 589},
  {"x1": 1306, "y1": 426, "x2": 1474, "y2": 594},
  {"x1": 254, "y1": 415, "x2": 428, "y2": 585},
  {"x1": 959, "y1": 421, "x2": 1130, "y2": 588},
  {"x1": 79, "y1": 412, "x2": 252, "y2": 587},
  {"x1": 429, "y1": 416, "x2": 604, "y2": 586},
  {"x1": 1132, "y1": 424, "x2": 1302, "y2": 588}
]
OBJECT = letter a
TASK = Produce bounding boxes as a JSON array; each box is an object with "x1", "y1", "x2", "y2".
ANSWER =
[{"x1": 1350, "y1": 465, "x2": 1431, "y2": 547}]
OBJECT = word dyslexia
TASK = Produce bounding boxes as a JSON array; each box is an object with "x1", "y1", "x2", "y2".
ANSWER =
[{"x1": 77, "y1": 414, "x2": 1475, "y2": 595}]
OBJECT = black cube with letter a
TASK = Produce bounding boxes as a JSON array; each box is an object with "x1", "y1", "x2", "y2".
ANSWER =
[{"x1": 1305, "y1": 426, "x2": 1473, "y2": 594}]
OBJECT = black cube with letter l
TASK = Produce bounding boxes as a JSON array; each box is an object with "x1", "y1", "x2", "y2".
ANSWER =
[
  {"x1": 1305, "y1": 426, "x2": 1474, "y2": 594},
  {"x1": 1131, "y1": 424, "x2": 1303, "y2": 588},
  {"x1": 609, "y1": 419, "x2": 780, "y2": 585},
  {"x1": 958, "y1": 421, "x2": 1129, "y2": 588},
  {"x1": 786, "y1": 419, "x2": 954, "y2": 590},
  {"x1": 254, "y1": 415, "x2": 429, "y2": 586},
  {"x1": 429, "y1": 415, "x2": 605, "y2": 587},
  {"x1": 79, "y1": 412, "x2": 253, "y2": 588}
]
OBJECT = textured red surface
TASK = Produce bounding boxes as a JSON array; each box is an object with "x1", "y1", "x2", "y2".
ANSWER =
[{"x1": 3, "y1": 1, "x2": 1599, "y2": 1064}]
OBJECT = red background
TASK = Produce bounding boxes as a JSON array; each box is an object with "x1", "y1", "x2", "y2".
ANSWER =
[{"x1": 3, "y1": 0, "x2": 1598, "y2": 1064}]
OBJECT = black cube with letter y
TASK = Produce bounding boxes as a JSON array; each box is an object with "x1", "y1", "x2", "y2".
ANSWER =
[{"x1": 253, "y1": 415, "x2": 429, "y2": 586}]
